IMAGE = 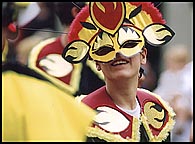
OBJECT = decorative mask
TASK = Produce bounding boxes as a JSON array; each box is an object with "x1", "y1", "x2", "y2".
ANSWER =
[{"x1": 62, "y1": 2, "x2": 175, "y2": 63}]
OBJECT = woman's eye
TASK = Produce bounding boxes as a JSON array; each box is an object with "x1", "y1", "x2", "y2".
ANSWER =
[
  {"x1": 93, "y1": 46, "x2": 114, "y2": 56},
  {"x1": 122, "y1": 42, "x2": 138, "y2": 48},
  {"x1": 121, "y1": 40, "x2": 142, "y2": 48}
]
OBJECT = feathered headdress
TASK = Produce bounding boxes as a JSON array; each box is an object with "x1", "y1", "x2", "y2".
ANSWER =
[{"x1": 62, "y1": 2, "x2": 175, "y2": 63}]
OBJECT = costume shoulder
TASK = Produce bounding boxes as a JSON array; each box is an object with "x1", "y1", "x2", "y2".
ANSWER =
[
  {"x1": 79, "y1": 86, "x2": 140, "y2": 142},
  {"x1": 78, "y1": 87, "x2": 175, "y2": 142},
  {"x1": 2, "y1": 67, "x2": 95, "y2": 141},
  {"x1": 2, "y1": 61, "x2": 49, "y2": 81},
  {"x1": 28, "y1": 37, "x2": 83, "y2": 95},
  {"x1": 136, "y1": 88, "x2": 176, "y2": 142},
  {"x1": 81, "y1": 86, "x2": 109, "y2": 108}
]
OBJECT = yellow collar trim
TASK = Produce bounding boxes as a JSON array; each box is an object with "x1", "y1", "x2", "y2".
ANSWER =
[
  {"x1": 2, "y1": 40, "x2": 8, "y2": 62},
  {"x1": 86, "y1": 117, "x2": 141, "y2": 142},
  {"x1": 28, "y1": 38, "x2": 82, "y2": 95},
  {"x1": 140, "y1": 112, "x2": 175, "y2": 142},
  {"x1": 81, "y1": 88, "x2": 176, "y2": 142},
  {"x1": 138, "y1": 88, "x2": 176, "y2": 142}
]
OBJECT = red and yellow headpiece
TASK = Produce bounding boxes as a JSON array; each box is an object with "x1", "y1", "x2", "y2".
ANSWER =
[{"x1": 62, "y1": 2, "x2": 175, "y2": 63}]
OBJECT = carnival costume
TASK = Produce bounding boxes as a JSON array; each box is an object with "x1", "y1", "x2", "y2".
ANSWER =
[
  {"x1": 62, "y1": 2, "x2": 176, "y2": 142},
  {"x1": 28, "y1": 37, "x2": 82, "y2": 95},
  {"x1": 28, "y1": 37, "x2": 105, "y2": 96},
  {"x1": 81, "y1": 86, "x2": 175, "y2": 142},
  {"x1": 2, "y1": 61, "x2": 95, "y2": 142},
  {"x1": 27, "y1": 2, "x2": 105, "y2": 95},
  {"x1": 2, "y1": 3, "x2": 95, "y2": 141}
]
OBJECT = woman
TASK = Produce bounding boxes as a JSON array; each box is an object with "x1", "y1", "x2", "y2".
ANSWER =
[{"x1": 62, "y1": 2, "x2": 176, "y2": 142}]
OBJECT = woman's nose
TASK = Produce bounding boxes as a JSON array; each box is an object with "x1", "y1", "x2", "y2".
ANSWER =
[{"x1": 115, "y1": 52, "x2": 124, "y2": 58}]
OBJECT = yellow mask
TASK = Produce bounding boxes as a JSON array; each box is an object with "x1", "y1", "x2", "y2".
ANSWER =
[{"x1": 62, "y1": 2, "x2": 175, "y2": 63}]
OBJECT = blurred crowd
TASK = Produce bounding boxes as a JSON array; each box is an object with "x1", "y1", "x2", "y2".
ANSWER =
[
  {"x1": 139, "y1": 43, "x2": 193, "y2": 142},
  {"x1": 153, "y1": 44, "x2": 193, "y2": 142}
]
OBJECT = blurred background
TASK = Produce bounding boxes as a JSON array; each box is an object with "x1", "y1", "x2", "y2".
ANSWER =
[
  {"x1": 148, "y1": 2, "x2": 193, "y2": 142},
  {"x1": 2, "y1": 2, "x2": 193, "y2": 142},
  {"x1": 162, "y1": 2, "x2": 193, "y2": 70}
]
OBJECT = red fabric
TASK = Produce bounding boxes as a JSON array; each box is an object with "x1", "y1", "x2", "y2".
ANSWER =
[
  {"x1": 82, "y1": 86, "x2": 170, "y2": 138},
  {"x1": 68, "y1": 6, "x2": 89, "y2": 43},
  {"x1": 92, "y1": 2, "x2": 124, "y2": 30},
  {"x1": 82, "y1": 86, "x2": 134, "y2": 139},
  {"x1": 36, "y1": 37, "x2": 72, "y2": 84}
]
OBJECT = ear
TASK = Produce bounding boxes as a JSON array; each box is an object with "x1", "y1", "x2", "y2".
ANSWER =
[
  {"x1": 71, "y1": 6, "x2": 79, "y2": 18},
  {"x1": 96, "y1": 63, "x2": 101, "y2": 71},
  {"x1": 140, "y1": 48, "x2": 147, "y2": 64}
]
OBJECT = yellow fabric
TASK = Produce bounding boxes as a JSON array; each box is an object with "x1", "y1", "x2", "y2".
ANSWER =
[
  {"x1": 14, "y1": 2, "x2": 31, "y2": 7},
  {"x1": 2, "y1": 71, "x2": 95, "y2": 142},
  {"x1": 2, "y1": 40, "x2": 8, "y2": 62}
]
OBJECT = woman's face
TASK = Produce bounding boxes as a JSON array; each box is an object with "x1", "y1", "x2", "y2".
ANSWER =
[{"x1": 97, "y1": 48, "x2": 147, "y2": 81}]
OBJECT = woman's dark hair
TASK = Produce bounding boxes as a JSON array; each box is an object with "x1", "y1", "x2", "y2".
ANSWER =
[
  {"x1": 54, "y1": 2, "x2": 86, "y2": 26},
  {"x1": 2, "y1": 2, "x2": 16, "y2": 27}
]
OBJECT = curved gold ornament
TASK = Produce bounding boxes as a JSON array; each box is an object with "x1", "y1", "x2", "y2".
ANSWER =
[
  {"x1": 144, "y1": 102, "x2": 165, "y2": 129},
  {"x1": 62, "y1": 40, "x2": 90, "y2": 63}
]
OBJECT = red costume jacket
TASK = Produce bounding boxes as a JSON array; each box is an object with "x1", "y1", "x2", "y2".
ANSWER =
[
  {"x1": 28, "y1": 37, "x2": 104, "y2": 95},
  {"x1": 81, "y1": 86, "x2": 175, "y2": 142}
]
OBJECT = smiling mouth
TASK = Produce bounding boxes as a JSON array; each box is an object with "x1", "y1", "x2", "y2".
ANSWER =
[{"x1": 111, "y1": 59, "x2": 129, "y2": 66}]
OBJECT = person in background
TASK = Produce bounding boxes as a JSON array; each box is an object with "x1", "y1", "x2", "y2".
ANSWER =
[
  {"x1": 153, "y1": 44, "x2": 193, "y2": 142},
  {"x1": 189, "y1": 62, "x2": 193, "y2": 143},
  {"x1": 14, "y1": 2, "x2": 57, "y2": 65},
  {"x1": 190, "y1": 120, "x2": 193, "y2": 142},
  {"x1": 3, "y1": 2, "x2": 56, "y2": 65},
  {"x1": 2, "y1": 2, "x2": 95, "y2": 142},
  {"x1": 27, "y1": 2, "x2": 105, "y2": 96},
  {"x1": 62, "y1": 2, "x2": 176, "y2": 142}
]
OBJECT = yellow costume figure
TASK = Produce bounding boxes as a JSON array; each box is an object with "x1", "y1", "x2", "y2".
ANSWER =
[
  {"x1": 2, "y1": 2, "x2": 95, "y2": 142},
  {"x1": 2, "y1": 62, "x2": 95, "y2": 142}
]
